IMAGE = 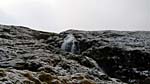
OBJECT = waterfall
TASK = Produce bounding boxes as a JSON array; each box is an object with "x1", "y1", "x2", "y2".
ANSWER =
[
  {"x1": 85, "y1": 56, "x2": 105, "y2": 73},
  {"x1": 61, "y1": 34, "x2": 80, "y2": 54}
]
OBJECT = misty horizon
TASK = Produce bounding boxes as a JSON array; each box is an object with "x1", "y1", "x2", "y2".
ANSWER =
[{"x1": 0, "y1": 0, "x2": 149, "y2": 33}]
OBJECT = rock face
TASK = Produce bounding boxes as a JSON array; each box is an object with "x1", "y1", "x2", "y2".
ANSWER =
[
  {"x1": 60, "y1": 30, "x2": 150, "y2": 84},
  {"x1": 0, "y1": 24, "x2": 149, "y2": 84},
  {"x1": 0, "y1": 25, "x2": 125, "y2": 84}
]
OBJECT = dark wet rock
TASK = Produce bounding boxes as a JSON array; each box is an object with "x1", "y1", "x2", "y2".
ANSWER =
[
  {"x1": 0, "y1": 24, "x2": 125, "y2": 84},
  {"x1": 142, "y1": 77, "x2": 150, "y2": 84},
  {"x1": 1, "y1": 24, "x2": 149, "y2": 84},
  {"x1": 61, "y1": 29, "x2": 150, "y2": 83}
]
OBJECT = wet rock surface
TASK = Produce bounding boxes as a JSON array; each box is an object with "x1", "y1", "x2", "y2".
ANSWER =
[
  {"x1": 60, "y1": 29, "x2": 150, "y2": 84},
  {"x1": 0, "y1": 25, "x2": 125, "y2": 84},
  {"x1": 1, "y1": 25, "x2": 150, "y2": 84}
]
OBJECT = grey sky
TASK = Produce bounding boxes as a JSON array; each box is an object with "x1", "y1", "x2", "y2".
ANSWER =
[{"x1": 0, "y1": 0, "x2": 149, "y2": 33}]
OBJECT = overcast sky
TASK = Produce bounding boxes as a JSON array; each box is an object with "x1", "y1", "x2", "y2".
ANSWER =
[{"x1": 0, "y1": 0, "x2": 149, "y2": 33}]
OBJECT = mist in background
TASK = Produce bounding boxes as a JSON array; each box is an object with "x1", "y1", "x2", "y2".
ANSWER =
[{"x1": 0, "y1": 0, "x2": 149, "y2": 33}]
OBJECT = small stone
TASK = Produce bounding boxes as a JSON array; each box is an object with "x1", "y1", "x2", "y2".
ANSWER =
[
  {"x1": 51, "y1": 79, "x2": 61, "y2": 84},
  {"x1": 79, "y1": 79, "x2": 96, "y2": 84},
  {"x1": 0, "y1": 69, "x2": 6, "y2": 77},
  {"x1": 38, "y1": 72, "x2": 54, "y2": 84}
]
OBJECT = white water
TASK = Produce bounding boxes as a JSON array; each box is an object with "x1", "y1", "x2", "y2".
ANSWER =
[
  {"x1": 85, "y1": 56, "x2": 105, "y2": 73},
  {"x1": 61, "y1": 34, "x2": 80, "y2": 54}
]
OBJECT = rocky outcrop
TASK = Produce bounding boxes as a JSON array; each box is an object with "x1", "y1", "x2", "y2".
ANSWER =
[
  {"x1": 1, "y1": 24, "x2": 149, "y2": 84},
  {"x1": 60, "y1": 30, "x2": 150, "y2": 84},
  {"x1": 0, "y1": 25, "x2": 125, "y2": 84}
]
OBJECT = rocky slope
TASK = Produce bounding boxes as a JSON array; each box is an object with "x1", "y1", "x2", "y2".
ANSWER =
[
  {"x1": 0, "y1": 25, "x2": 125, "y2": 84},
  {"x1": 60, "y1": 30, "x2": 150, "y2": 84},
  {"x1": 0, "y1": 24, "x2": 149, "y2": 84}
]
